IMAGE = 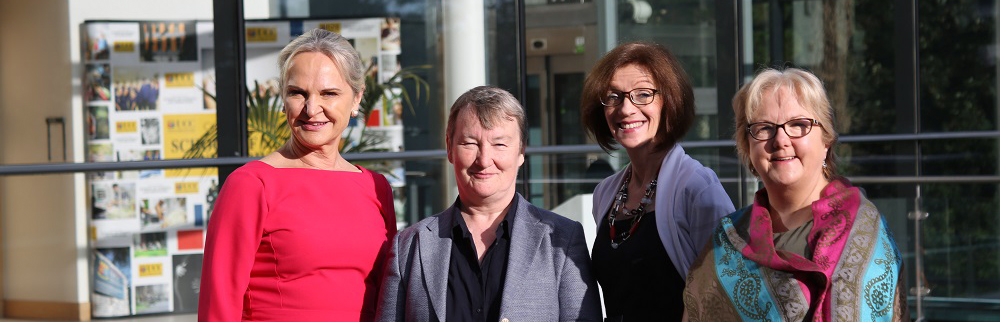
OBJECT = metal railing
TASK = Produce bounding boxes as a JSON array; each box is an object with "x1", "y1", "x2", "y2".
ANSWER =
[{"x1": 2, "y1": 130, "x2": 998, "y2": 177}]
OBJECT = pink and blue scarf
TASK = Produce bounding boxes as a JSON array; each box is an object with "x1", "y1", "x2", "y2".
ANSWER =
[{"x1": 684, "y1": 178, "x2": 908, "y2": 321}]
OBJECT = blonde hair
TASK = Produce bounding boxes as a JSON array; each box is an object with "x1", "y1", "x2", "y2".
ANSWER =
[
  {"x1": 732, "y1": 68, "x2": 838, "y2": 178},
  {"x1": 277, "y1": 28, "x2": 365, "y2": 99}
]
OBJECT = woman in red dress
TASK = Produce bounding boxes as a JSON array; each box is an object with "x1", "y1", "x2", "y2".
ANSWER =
[{"x1": 199, "y1": 28, "x2": 397, "y2": 322}]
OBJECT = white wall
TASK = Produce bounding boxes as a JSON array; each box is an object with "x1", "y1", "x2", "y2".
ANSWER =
[{"x1": 0, "y1": 0, "x2": 81, "y2": 305}]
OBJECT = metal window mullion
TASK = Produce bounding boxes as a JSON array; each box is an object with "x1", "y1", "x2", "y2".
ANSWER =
[
  {"x1": 213, "y1": 0, "x2": 249, "y2": 184},
  {"x1": 717, "y1": 0, "x2": 745, "y2": 206},
  {"x1": 895, "y1": 0, "x2": 926, "y2": 320}
]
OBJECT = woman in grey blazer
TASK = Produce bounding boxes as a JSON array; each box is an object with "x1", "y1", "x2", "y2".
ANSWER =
[{"x1": 376, "y1": 86, "x2": 601, "y2": 322}]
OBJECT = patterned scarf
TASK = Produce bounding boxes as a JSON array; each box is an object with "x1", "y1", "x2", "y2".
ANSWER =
[{"x1": 683, "y1": 178, "x2": 908, "y2": 321}]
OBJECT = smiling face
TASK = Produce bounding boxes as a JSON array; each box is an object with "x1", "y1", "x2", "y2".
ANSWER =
[
  {"x1": 604, "y1": 64, "x2": 662, "y2": 151},
  {"x1": 748, "y1": 86, "x2": 830, "y2": 191},
  {"x1": 283, "y1": 52, "x2": 362, "y2": 151},
  {"x1": 448, "y1": 107, "x2": 525, "y2": 206}
]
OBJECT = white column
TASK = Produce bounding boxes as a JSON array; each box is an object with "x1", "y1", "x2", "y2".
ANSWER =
[{"x1": 442, "y1": 0, "x2": 486, "y2": 203}]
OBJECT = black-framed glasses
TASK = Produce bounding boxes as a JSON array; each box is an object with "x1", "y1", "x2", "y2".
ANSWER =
[
  {"x1": 747, "y1": 118, "x2": 821, "y2": 141},
  {"x1": 600, "y1": 88, "x2": 658, "y2": 107}
]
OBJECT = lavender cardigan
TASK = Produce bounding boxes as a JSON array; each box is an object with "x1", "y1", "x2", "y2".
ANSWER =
[{"x1": 591, "y1": 145, "x2": 735, "y2": 277}]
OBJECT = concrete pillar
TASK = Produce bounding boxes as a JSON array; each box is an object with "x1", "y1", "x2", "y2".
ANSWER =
[{"x1": 441, "y1": 0, "x2": 487, "y2": 203}]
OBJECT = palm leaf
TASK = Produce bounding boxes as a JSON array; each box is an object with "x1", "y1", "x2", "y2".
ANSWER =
[{"x1": 185, "y1": 63, "x2": 429, "y2": 163}]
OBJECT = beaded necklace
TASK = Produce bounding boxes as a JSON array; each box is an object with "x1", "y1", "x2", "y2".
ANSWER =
[{"x1": 608, "y1": 167, "x2": 658, "y2": 249}]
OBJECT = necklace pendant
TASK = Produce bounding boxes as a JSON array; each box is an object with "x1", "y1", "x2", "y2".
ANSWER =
[{"x1": 610, "y1": 241, "x2": 620, "y2": 249}]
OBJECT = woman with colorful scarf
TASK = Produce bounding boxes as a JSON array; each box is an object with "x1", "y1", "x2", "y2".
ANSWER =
[{"x1": 683, "y1": 68, "x2": 908, "y2": 321}]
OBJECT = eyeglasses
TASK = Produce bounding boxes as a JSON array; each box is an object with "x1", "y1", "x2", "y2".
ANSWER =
[
  {"x1": 600, "y1": 88, "x2": 658, "y2": 107},
  {"x1": 747, "y1": 118, "x2": 821, "y2": 141}
]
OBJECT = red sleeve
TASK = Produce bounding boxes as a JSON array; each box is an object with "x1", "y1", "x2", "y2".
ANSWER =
[
  {"x1": 372, "y1": 172, "x2": 397, "y2": 239},
  {"x1": 198, "y1": 169, "x2": 268, "y2": 322},
  {"x1": 368, "y1": 171, "x2": 397, "y2": 307}
]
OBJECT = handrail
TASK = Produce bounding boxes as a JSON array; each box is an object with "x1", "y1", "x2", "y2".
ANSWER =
[{"x1": 2, "y1": 130, "x2": 999, "y2": 176}]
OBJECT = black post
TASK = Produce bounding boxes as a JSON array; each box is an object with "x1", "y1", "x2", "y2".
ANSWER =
[
  {"x1": 716, "y1": 0, "x2": 744, "y2": 206},
  {"x1": 894, "y1": 0, "x2": 922, "y2": 318},
  {"x1": 769, "y1": 0, "x2": 785, "y2": 67},
  {"x1": 213, "y1": 0, "x2": 249, "y2": 183}
]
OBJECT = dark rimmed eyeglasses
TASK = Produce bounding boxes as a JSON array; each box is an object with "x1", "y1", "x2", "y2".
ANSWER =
[
  {"x1": 600, "y1": 88, "x2": 658, "y2": 107},
  {"x1": 747, "y1": 118, "x2": 822, "y2": 141}
]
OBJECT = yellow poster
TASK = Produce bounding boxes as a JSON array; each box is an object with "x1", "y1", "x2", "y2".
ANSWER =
[
  {"x1": 164, "y1": 72, "x2": 195, "y2": 88},
  {"x1": 113, "y1": 41, "x2": 135, "y2": 52},
  {"x1": 163, "y1": 113, "x2": 217, "y2": 177},
  {"x1": 138, "y1": 263, "x2": 163, "y2": 277},
  {"x1": 174, "y1": 182, "x2": 199, "y2": 194},
  {"x1": 116, "y1": 121, "x2": 137, "y2": 133},
  {"x1": 318, "y1": 23, "x2": 341, "y2": 33},
  {"x1": 246, "y1": 27, "x2": 278, "y2": 42}
]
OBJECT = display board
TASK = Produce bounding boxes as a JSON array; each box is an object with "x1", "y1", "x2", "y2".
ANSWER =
[{"x1": 82, "y1": 18, "x2": 405, "y2": 317}]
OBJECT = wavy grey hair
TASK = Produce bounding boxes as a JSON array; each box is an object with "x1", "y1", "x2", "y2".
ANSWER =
[{"x1": 277, "y1": 28, "x2": 366, "y2": 98}]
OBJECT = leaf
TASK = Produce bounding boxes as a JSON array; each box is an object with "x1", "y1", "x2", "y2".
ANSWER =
[{"x1": 185, "y1": 63, "x2": 429, "y2": 163}]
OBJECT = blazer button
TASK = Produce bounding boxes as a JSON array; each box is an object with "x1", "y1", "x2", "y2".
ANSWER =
[{"x1": 501, "y1": 319, "x2": 509, "y2": 322}]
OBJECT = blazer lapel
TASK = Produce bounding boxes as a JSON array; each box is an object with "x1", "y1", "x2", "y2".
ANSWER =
[
  {"x1": 499, "y1": 194, "x2": 545, "y2": 316},
  {"x1": 418, "y1": 207, "x2": 454, "y2": 321}
]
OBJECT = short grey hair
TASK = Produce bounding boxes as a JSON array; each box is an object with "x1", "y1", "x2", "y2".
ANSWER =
[
  {"x1": 277, "y1": 28, "x2": 365, "y2": 98},
  {"x1": 446, "y1": 86, "x2": 527, "y2": 151}
]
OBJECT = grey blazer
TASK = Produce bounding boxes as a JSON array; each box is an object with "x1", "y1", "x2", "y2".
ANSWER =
[{"x1": 376, "y1": 193, "x2": 602, "y2": 322}]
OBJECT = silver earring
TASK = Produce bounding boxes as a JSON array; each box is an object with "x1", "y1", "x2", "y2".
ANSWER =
[
  {"x1": 351, "y1": 110, "x2": 359, "y2": 117},
  {"x1": 823, "y1": 161, "x2": 828, "y2": 169}
]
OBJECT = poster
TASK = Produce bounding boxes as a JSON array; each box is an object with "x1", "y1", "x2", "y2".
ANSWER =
[
  {"x1": 135, "y1": 284, "x2": 171, "y2": 314},
  {"x1": 85, "y1": 17, "x2": 405, "y2": 317},
  {"x1": 92, "y1": 248, "x2": 131, "y2": 317},
  {"x1": 172, "y1": 254, "x2": 202, "y2": 313}
]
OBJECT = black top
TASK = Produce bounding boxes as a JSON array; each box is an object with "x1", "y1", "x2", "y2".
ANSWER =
[
  {"x1": 445, "y1": 196, "x2": 518, "y2": 322},
  {"x1": 592, "y1": 211, "x2": 685, "y2": 321}
]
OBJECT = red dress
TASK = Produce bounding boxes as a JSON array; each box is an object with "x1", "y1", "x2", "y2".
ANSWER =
[{"x1": 199, "y1": 161, "x2": 397, "y2": 321}]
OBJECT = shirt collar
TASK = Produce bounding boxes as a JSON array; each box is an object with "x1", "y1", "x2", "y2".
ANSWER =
[{"x1": 449, "y1": 194, "x2": 519, "y2": 239}]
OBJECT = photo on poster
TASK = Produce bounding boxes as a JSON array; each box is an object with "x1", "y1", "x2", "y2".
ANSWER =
[
  {"x1": 92, "y1": 182, "x2": 137, "y2": 220},
  {"x1": 94, "y1": 248, "x2": 131, "y2": 301},
  {"x1": 172, "y1": 254, "x2": 203, "y2": 313},
  {"x1": 176, "y1": 229, "x2": 204, "y2": 251},
  {"x1": 134, "y1": 232, "x2": 167, "y2": 257},
  {"x1": 88, "y1": 105, "x2": 110, "y2": 140},
  {"x1": 352, "y1": 37, "x2": 378, "y2": 69},
  {"x1": 114, "y1": 67, "x2": 160, "y2": 111},
  {"x1": 93, "y1": 247, "x2": 131, "y2": 317},
  {"x1": 140, "y1": 197, "x2": 187, "y2": 231},
  {"x1": 380, "y1": 18, "x2": 401, "y2": 52},
  {"x1": 84, "y1": 23, "x2": 111, "y2": 61},
  {"x1": 140, "y1": 21, "x2": 197, "y2": 62},
  {"x1": 117, "y1": 149, "x2": 161, "y2": 162},
  {"x1": 135, "y1": 284, "x2": 171, "y2": 314},
  {"x1": 85, "y1": 64, "x2": 112, "y2": 102},
  {"x1": 90, "y1": 171, "x2": 114, "y2": 181},
  {"x1": 202, "y1": 73, "x2": 216, "y2": 110},
  {"x1": 141, "y1": 118, "x2": 161, "y2": 145},
  {"x1": 378, "y1": 54, "x2": 400, "y2": 84},
  {"x1": 88, "y1": 143, "x2": 114, "y2": 162},
  {"x1": 144, "y1": 149, "x2": 162, "y2": 160},
  {"x1": 140, "y1": 169, "x2": 163, "y2": 179}
]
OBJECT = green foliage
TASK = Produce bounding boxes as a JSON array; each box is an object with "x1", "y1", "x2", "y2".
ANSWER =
[
  {"x1": 183, "y1": 64, "x2": 430, "y2": 159},
  {"x1": 849, "y1": 0, "x2": 1000, "y2": 298}
]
